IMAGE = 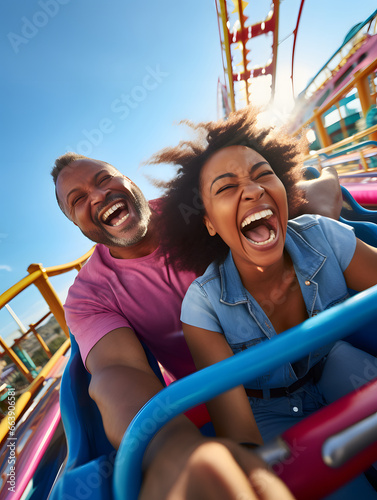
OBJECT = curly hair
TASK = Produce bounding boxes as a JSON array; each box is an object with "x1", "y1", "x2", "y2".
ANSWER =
[{"x1": 148, "y1": 107, "x2": 307, "y2": 275}]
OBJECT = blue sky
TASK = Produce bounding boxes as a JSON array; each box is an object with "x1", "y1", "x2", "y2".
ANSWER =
[{"x1": 0, "y1": 0, "x2": 376, "y2": 342}]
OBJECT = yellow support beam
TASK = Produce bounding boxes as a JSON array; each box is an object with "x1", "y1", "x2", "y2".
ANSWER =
[
  {"x1": 310, "y1": 123, "x2": 377, "y2": 157},
  {"x1": 218, "y1": 0, "x2": 236, "y2": 112},
  {"x1": 0, "y1": 247, "x2": 94, "y2": 311},
  {"x1": 30, "y1": 324, "x2": 52, "y2": 359},
  {"x1": 27, "y1": 264, "x2": 69, "y2": 337},
  {"x1": 359, "y1": 150, "x2": 369, "y2": 172},
  {"x1": 0, "y1": 247, "x2": 95, "y2": 444},
  {"x1": 0, "y1": 271, "x2": 43, "y2": 309},
  {"x1": 304, "y1": 124, "x2": 377, "y2": 167},
  {"x1": 355, "y1": 70, "x2": 373, "y2": 116},
  {"x1": 313, "y1": 110, "x2": 332, "y2": 148},
  {"x1": 43, "y1": 246, "x2": 94, "y2": 277},
  {"x1": 0, "y1": 338, "x2": 33, "y2": 383},
  {"x1": 335, "y1": 101, "x2": 348, "y2": 139},
  {"x1": 293, "y1": 58, "x2": 377, "y2": 138},
  {"x1": 0, "y1": 338, "x2": 71, "y2": 445}
]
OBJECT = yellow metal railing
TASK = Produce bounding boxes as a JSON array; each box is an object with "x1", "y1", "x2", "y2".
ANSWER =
[
  {"x1": 217, "y1": 0, "x2": 236, "y2": 112},
  {"x1": 293, "y1": 58, "x2": 377, "y2": 147},
  {"x1": 0, "y1": 339, "x2": 71, "y2": 444},
  {"x1": 0, "y1": 246, "x2": 95, "y2": 440},
  {"x1": 303, "y1": 124, "x2": 377, "y2": 169}
]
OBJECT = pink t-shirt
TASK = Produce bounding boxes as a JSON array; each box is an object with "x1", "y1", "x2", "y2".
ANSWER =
[{"x1": 64, "y1": 240, "x2": 198, "y2": 381}]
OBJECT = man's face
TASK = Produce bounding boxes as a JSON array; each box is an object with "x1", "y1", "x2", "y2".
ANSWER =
[{"x1": 56, "y1": 159, "x2": 151, "y2": 248}]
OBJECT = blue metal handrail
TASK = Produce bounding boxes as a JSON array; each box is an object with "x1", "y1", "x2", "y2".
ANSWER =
[
  {"x1": 303, "y1": 165, "x2": 377, "y2": 225},
  {"x1": 317, "y1": 140, "x2": 377, "y2": 161},
  {"x1": 304, "y1": 140, "x2": 377, "y2": 170},
  {"x1": 113, "y1": 285, "x2": 377, "y2": 499}
]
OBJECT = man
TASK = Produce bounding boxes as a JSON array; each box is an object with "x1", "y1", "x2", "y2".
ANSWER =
[{"x1": 52, "y1": 152, "x2": 342, "y2": 499}]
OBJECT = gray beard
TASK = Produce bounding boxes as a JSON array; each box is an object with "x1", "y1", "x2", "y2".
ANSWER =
[{"x1": 81, "y1": 186, "x2": 151, "y2": 248}]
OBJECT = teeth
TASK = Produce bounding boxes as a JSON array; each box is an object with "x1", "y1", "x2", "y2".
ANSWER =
[
  {"x1": 112, "y1": 213, "x2": 129, "y2": 227},
  {"x1": 247, "y1": 230, "x2": 276, "y2": 245},
  {"x1": 102, "y1": 202, "x2": 126, "y2": 222},
  {"x1": 241, "y1": 209, "x2": 273, "y2": 228}
]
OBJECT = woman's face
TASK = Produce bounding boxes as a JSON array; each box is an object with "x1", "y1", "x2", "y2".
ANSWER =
[{"x1": 200, "y1": 145, "x2": 288, "y2": 270}]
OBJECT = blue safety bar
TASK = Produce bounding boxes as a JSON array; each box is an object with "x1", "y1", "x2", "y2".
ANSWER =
[
  {"x1": 303, "y1": 165, "x2": 377, "y2": 228},
  {"x1": 113, "y1": 285, "x2": 377, "y2": 499},
  {"x1": 303, "y1": 140, "x2": 377, "y2": 166},
  {"x1": 341, "y1": 187, "x2": 377, "y2": 224},
  {"x1": 319, "y1": 140, "x2": 377, "y2": 161}
]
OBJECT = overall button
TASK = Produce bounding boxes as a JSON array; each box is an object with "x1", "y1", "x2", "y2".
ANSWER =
[{"x1": 305, "y1": 280, "x2": 311, "y2": 286}]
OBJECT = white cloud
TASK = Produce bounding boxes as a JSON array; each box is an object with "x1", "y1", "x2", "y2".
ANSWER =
[{"x1": 0, "y1": 265, "x2": 12, "y2": 272}]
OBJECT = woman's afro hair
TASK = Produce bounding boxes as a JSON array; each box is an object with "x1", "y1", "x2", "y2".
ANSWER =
[{"x1": 147, "y1": 106, "x2": 307, "y2": 275}]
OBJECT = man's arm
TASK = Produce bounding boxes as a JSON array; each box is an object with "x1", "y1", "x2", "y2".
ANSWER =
[
  {"x1": 86, "y1": 327, "x2": 295, "y2": 500},
  {"x1": 297, "y1": 166, "x2": 343, "y2": 220},
  {"x1": 86, "y1": 327, "x2": 196, "y2": 450}
]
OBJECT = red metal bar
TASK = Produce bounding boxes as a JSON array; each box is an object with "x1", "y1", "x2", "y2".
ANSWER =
[{"x1": 291, "y1": 0, "x2": 306, "y2": 97}]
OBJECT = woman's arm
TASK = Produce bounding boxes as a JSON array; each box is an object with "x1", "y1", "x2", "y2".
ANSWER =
[
  {"x1": 183, "y1": 322, "x2": 263, "y2": 446},
  {"x1": 343, "y1": 238, "x2": 377, "y2": 291}
]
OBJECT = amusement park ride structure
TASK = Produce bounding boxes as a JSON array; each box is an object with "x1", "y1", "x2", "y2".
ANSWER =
[
  {"x1": 216, "y1": 1, "x2": 377, "y2": 207},
  {"x1": 215, "y1": 0, "x2": 281, "y2": 111},
  {"x1": 1, "y1": 2, "x2": 377, "y2": 499}
]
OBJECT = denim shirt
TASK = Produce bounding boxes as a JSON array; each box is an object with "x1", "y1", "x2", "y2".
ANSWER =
[{"x1": 181, "y1": 215, "x2": 356, "y2": 390}]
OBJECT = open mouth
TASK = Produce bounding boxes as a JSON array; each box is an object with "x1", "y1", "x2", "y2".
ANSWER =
[
  {"x1": 101, "y1": 201, "x2": 130, "y2": 227},
  {"x1": 240, "y1": 209, "x2": 277, "y2": 246}
]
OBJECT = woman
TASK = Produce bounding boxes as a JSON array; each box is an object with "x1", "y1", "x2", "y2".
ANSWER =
[{"x1": 149, "y1": 106, "x2": 377, "y2": 449}]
